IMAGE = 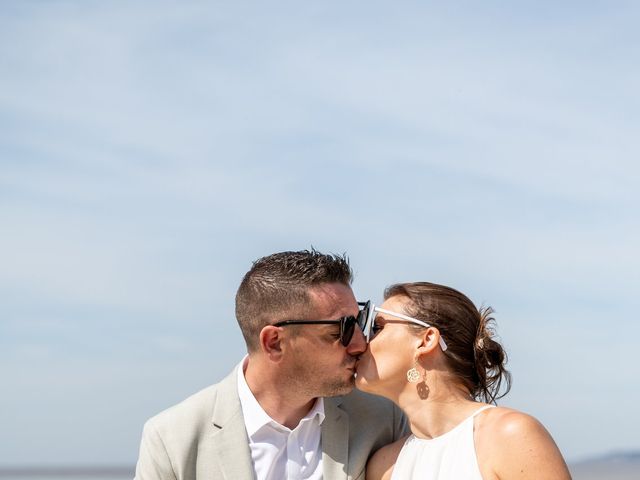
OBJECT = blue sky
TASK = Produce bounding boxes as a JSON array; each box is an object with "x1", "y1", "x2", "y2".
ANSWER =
[{"x1": 1, "y1": 0, "x2": 639, "y2": 466}]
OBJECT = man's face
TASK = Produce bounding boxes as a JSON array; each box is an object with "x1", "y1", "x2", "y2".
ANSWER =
[{"x1": 281, "y1": 282, "x2": 366, "y2": 398}]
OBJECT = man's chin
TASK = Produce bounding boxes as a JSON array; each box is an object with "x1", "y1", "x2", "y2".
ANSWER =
[{"x1": 321, "y1": 379, "x2": 355, "y2": 397}]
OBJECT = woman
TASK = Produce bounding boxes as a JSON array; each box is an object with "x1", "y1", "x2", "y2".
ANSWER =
[{"x1": 356, "y1": 282, "x2": 571, "y2": 480}]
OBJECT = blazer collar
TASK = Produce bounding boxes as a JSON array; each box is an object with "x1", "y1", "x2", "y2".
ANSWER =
[
  {"x1": 205, "y1": 367, "x2": 256, "y2": 480},
  {"x1": 322, "y1": 395, "x2": 350, "y2": 480}
]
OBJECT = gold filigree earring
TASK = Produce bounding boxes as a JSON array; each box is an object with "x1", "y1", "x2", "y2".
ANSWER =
[{"x1": 406, "y1": 360, "x2": 421, "y2": 383}]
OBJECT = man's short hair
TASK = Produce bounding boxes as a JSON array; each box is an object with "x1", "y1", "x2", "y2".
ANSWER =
[{"x1": 235, "y1": 249, "x2": 353, "y2": 352}]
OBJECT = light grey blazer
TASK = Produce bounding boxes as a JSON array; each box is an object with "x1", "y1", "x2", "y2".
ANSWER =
[{"x1": 135, "y1": 368, "x2": 408, "y2": 480}]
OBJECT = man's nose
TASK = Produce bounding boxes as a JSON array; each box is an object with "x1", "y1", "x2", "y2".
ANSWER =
[{"x1": 347, "y1": 324, "x2": 367, "y2": 354}]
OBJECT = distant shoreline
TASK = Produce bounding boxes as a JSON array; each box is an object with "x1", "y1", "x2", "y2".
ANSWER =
[{"x1": 0, "y1": 466, "x2": 134, "y2": 477}]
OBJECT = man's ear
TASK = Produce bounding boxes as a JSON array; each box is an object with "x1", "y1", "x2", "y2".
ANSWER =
[{"x1": 260, "y1": 325, "x2": 284, "y2": 361}]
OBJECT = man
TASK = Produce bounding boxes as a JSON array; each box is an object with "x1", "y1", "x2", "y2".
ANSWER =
[{"x1": 135, "y1": 250, "x2": 407, "y2": 480}]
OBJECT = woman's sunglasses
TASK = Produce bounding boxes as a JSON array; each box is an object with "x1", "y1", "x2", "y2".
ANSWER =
[{"x1": 357, "y1": 300, "x2": 448, "y2": 350}]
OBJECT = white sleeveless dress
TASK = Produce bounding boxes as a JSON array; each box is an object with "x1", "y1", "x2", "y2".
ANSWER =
[{"x1": 390, "y1": 405, "x2": 494, "y2": 480}]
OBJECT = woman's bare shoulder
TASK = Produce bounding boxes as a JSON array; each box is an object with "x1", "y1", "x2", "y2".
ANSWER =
[
  {"x1": 479, "y1": 406, "x2": 549, "y2": 439},
  {"x1": 476, "y1": 406, "x2": 571, "y2": 479},
  {"x1": 366, "y1": 434, "x2": 411, "y2": 480}
]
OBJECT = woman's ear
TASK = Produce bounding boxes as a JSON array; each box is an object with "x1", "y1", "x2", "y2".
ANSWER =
[
  {"x1": 260, "y1": 325, "x2": 284, "y2": 361},
  {"x1": 415, "y1": 327, "x2": 441, "y2": 357}
]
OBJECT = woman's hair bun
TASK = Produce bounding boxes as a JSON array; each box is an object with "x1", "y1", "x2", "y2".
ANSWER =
[{"x1": 474, "y1": 306, "x2": 511, "y2": 403}]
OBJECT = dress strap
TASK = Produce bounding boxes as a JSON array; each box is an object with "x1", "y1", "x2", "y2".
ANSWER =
[{"x1": 470, "y1": 405, "x2": 495, "y2": 418}]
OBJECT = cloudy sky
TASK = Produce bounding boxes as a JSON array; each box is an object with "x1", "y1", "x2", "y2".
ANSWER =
[{"x1": 1, "y1": 0, "x2": 638, "y2": 466}]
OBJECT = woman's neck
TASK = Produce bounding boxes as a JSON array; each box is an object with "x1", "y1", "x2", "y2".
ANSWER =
[{"x1": 397, "y1": 376, "x2": 483, "y2": 440}]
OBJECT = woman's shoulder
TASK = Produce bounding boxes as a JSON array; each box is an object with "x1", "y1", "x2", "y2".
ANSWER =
[
  {"x1": 477, "y1": 406, "x2": 548, "y2": 440},
  {"x1": 366, "y1": 434, "x2": 411, "y2": 480},
  {"x1": 475, "y1": 406, "x2": 571, "y2": 479}
]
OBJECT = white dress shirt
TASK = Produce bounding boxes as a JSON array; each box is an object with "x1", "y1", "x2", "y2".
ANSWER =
[{"x1": 237, "y1": 358, "x2": 325, "y2": 480}]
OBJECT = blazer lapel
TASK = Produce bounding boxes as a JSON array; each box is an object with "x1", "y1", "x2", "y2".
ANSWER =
[
  {"x1": 201, "y1": 368, "x2": 255, "y2": 480},
  {"x1": 322, "y1": 396, "x2": 349, "y2": 480}
]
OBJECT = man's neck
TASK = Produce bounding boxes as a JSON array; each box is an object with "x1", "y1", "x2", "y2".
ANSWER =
[{"x1": 244, "y1": 356, "x2": 317, "y2": 430}]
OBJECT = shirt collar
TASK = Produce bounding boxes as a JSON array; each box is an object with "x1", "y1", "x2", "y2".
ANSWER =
[{"x1": 237, "y1": 356, "x2": 325, "y2": 437}]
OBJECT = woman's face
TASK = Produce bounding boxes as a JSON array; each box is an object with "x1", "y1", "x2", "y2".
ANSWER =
[{"x1": 355, "y1": 295, "x2": 422, "y2": 397}]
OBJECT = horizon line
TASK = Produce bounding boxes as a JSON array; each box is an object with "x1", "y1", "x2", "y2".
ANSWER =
[{"x1": 0, "y1": 466, "x2": 134, "y2": 477}]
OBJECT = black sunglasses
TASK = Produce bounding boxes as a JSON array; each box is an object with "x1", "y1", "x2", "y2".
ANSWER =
[{"x1": 273, "y1": 308, "x2": 367, "y2": 347}]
